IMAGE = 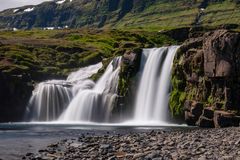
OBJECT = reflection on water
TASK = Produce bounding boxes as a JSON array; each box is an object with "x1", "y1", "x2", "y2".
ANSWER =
[{"x1": 0, "y1": 123, "x2": 192, "y2": 160}]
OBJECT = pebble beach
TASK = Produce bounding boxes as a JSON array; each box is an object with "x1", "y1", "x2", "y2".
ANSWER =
[{"x1": 24, "y1": 127, "x2": 240, "y2": 160}]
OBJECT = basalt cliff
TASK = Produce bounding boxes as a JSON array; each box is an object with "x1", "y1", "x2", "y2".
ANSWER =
[{"x1": 171, "y1": 29, "x2": 240, "y2": 127}]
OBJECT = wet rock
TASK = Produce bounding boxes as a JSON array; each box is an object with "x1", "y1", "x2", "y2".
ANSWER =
[
  {"x1": 123, "y1": 51, "x2": 137, "y2": 65},
  {"x1": 26, "y1": 153, "x2": 34, "y2": 156},
  {"x1": 214, "y1": 111, "x2": 240, "y2": 128},
  {"x1": 70, "y1": 143, "x2": 81, "y2": 148},
  {"x1": 191, "y1": 102, "x2": 204, "y2": 117},
  {"x1": 196, "y1": 116, "x2": 214, "y2": 128},
  {"x1": 115, "y1": 151, "x2": 126, "y2": 158},
  {"x1": 184, "y1": 101, "x2": 204, "y2": 126},
  {"x1": 133, "y1": 153, "x2": 145, "y2": 159},
  {"x1": 23, "y1": 128, "x2": 240, "y2": 160},
  {"x1": 145, "y1": 151, "x2": 160, "y2": 159},
  {"x1": 202, "y1": 108, "x2": 214, "y2": 119}
]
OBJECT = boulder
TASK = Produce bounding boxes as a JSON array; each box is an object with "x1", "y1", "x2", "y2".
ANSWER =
[
  {"x1": 196, "y1": 116, "x2": 215, "y2": 128},
  {"x1": 179, "y1": 37, "x2": 203, "y2": 54},
  {"x1": 185, "y1": 111, "x2": 197, "y2": 126},
  {"x1": 213, "y1": 102, "x2": 223, "y2": 110},
  {"x1": 214, "y1": 111, "x2": 240, "y2": 128},
  {"x1": 184, "y1": 101, "x2": 203, "y2": 126},
  {"x1": 191, "y1": 102, "x2": 204, "y2": 117},
  {"x1": 123, "y1": 51, "x2": 137, "y2": 65},
  {"x1": 202, "y1": 108, "x2": 214, "y2": 119}
]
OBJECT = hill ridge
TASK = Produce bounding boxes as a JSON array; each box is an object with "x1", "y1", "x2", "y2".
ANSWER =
[{"x1": 0, "y1": 0, "x2": 239, "y2": 31}]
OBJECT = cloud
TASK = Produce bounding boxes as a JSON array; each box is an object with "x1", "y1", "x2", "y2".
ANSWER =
[{"x1": 0, "y1": 0, "x2": 52, "y2": 11}]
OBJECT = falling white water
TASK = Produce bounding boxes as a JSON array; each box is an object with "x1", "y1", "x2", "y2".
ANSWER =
[
  {"x1": 26, "y1": 45, "x2": 178, "y2": 125},
  {"x1": 67, "y1": 62, "x2": 102, "y2": 83},
  {"x1": 26, "y1": 80, "x2": 72, "y2": 121},
  {"x1": 67, "y1": 62, "x2": 102, "y2": 96},
  {"x1": 59, "y1": 57, "x2": 122, "y2": 122},
  {"x1": 134, "y1": 46, "x2": 179, "y2": 123},
  {"x1": 25, "y1": 63, "x2": 103, "y2": 121}
]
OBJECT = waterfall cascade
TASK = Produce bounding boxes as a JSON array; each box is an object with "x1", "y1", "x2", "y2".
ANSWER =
[
  {"x1": 25, "y1": 62, "x2": 103, "y2": 121},
  {"x1": 26, "y1": 46, "x2": 179, "y2": 125},
  {"x1": 26, "y1": 57, "x2": 122, "y2": 122},
  {"x1": 133, "y1": 46, "x2": 179, "y2": 124},
  {"x1": 26, "y1": 80, "x2": 72, "y2": 121},
  {"x1": 59, "y1": 57, "x2": 122, "y2": 122}
]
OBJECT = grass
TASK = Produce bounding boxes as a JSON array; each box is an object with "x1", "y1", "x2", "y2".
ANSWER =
[
  {"x1": 200, "y1": 1, "x2": 240, "y2": 27},
  {"x1": 0, "y1": 28, "x2": 177, "y2": 81}
]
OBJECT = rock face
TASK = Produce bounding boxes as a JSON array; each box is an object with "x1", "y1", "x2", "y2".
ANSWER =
[
  {"x1": 112, "y1": 49, "x2": 142, "y2": 122},
  {"x1": 203, "y1": 30, "x2": 239, "y2": 78},
  {"x1": 171, "y1": 29, "x2": 240, "y2": 128},
  {"x1": 0, "y1": 73, "x2": 33, "y2": 122}
]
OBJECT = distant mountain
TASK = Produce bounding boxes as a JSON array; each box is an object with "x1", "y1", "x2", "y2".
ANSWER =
[
  {"x1": 0, "y1": 0, "x2": 239, "y2": 30},
  {"x1": 0, "y1": 0, "x2": 51, "y2": 11}
]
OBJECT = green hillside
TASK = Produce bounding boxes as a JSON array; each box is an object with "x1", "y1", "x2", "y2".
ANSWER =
[{"x1": 0, "y1": 0, "x2": 239, "y2": 31}]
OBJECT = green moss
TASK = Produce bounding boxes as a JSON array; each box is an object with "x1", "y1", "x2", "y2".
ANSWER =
[
  {"x1": 207, "y1": 95, "x2": 214, "y2": 105},
  {"x1": 118, "y1": 63, "x2": 129, "y2": 96},
  {"x1": 170, "y1": 90, "x2": 186, "y2": 117},
  {"x1": 170, "y1": 73, "x2": 187, "y2": 117},
  {"x1": 169, "y1": 52, "x2": 188, "y2": 117},
  {"x1": 68, "y1": 34, "x2": 82, "y2": 41},
  {"x1": 80, "y1": 52, "x2": 102, "y2": 66}
]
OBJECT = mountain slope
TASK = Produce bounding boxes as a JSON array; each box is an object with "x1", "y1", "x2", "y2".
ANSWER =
[
  {"x1": 0, "y1": 0, "x2": 204, "y2": 30},
  {"x1": 0, "y1": 0, "x2": 239, "y2": 30}
]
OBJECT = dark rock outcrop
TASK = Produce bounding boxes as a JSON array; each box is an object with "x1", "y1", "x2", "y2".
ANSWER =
[
  {"x1": 0, "y1": 73, "x2": 33, "y2": 122},
  {"x1": 214, "y1": 111, "x2": 240, "y2": 128},
  {"x1": 113, "y1": 49, "x2": 142, "y2": 122},
  {"x1": 171, "y1": 29, "x2": 240, "y2": 128}
]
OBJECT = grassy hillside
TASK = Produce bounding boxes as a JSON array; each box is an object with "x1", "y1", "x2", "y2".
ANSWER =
[
  {"x1": 0, "y1": 29, "x2": 176, "y2": 80},
  {"x1": 0, "y1": 0, "x2": 239, "y2": 31},
  {"x1": 200, "y1": 0, "x2": 240, "y2": 27},
  {"x1": 110, "y1": 0, "x2": 201, "y2": 30}
]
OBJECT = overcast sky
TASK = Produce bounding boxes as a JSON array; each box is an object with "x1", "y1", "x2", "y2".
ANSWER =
[{"x1": 0, "y1": 0, "x2": 52, "y2": 11}]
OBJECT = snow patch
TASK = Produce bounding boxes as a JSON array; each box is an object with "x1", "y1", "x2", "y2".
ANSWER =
[
  {"x1": 56, "y1": 0, "x2": 66, "y2": 4},
  {"x1": 24, "y1": 7, "x2": 35, "y2": 12},
  {"x1": 13, "y1": 9, "x2": 19, "y2": 13},
  {"x1": 43, "y1": 27, "x2": 55, "y2": 30}
]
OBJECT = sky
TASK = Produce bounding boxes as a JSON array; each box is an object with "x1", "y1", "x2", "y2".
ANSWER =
[{"x1": 0, "y1": 0, "x2": 52, "y2": 11}]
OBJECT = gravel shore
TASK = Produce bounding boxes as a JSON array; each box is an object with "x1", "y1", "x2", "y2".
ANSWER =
[{"x1": 24, "y1": 127, "x2": 240, "y2": 160}]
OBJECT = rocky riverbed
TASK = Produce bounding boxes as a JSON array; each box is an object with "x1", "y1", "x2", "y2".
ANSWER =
[{"x1": 23, "y1": 127, "x2": 240, "y2": 160}]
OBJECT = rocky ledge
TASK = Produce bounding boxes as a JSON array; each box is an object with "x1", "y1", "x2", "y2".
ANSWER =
[
  {"x1": 23, "y1": 127, "x2": 240, "y2": 160},
  {"x1": 170, "y1": 29, "x2": 240, "y2": 128}
]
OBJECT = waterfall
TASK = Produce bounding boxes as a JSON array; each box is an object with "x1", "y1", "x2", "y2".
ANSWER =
[
  {"x1": 59, "y1": 57, "x2": 122, "y2": 122},
  {"x1": 25, "y1": 80, "x2": 72, "y2": 121},
  {"x1": 134, "y1": 46, "x2": 179, "y2": 123},
  {"x1": 25, "y1": 45, "x2": 178, "y2": 125},
  {"x1": 25, "y1": 62, "x2": 103, "y2": 121},
  {"x1": 67, "y1": 62, "x2": 103, "y2": 83}
]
